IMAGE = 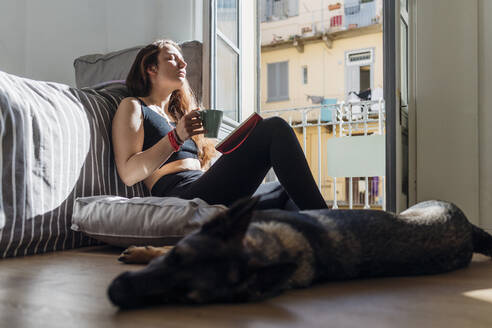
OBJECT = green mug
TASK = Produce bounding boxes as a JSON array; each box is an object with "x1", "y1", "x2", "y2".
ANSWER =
[{"x1": 198, "y1": 109, "x2": 223, "y2": 138}]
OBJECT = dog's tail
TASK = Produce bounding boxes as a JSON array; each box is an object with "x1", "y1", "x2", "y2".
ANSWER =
[{"x1": 472, "y1": 225, "x2": 492, "y2": 257}]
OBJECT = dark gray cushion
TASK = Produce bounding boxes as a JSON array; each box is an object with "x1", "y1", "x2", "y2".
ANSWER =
[{"x1": 73, "y1": 40, "x2": 202, "y2": 102}]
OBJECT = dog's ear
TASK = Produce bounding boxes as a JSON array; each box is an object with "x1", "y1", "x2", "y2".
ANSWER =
[
  {"x1": 226, "y1": 195, "x2": 260, "y2": 221},
  {"x1": 201, "y1": 196, "x2": 260, "y2": 242}
]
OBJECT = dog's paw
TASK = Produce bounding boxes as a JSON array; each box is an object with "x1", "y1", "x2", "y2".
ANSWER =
[{"x1": 118, "y1": 245, "x2": 173, "y2": 264}]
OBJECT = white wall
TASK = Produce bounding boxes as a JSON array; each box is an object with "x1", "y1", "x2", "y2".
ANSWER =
[
  {"x1": 478, "y1": 0, "x2": 492, "y2": 232},
  {"x1": 0, "y1": 0, "x2": 201, "y2": 87},
  {"x1": 415, "y1": 0, "x2": 479, "y2": 225}
]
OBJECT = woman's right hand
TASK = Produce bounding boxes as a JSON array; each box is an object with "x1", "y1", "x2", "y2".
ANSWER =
[{"x1": 175, "y1": 109, "x2": 205, "y2": 141}]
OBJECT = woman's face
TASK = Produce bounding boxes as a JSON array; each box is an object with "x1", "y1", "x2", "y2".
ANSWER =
[{"x1": 150, "y1": 44, "x2": 187, "y2": 91}]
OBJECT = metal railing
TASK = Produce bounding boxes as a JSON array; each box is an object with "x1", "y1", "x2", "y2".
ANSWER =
[
  {"x1": 262, "y1": 98, "x2": 386, "y2": 210},
  {"x1": 329, "y1": 0, "x2": 382, "y2": 32}
]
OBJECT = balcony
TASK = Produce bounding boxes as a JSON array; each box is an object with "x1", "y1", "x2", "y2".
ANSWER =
[
  {"x1": 261, "y1": 0, "x2": 382, "y2": 48},
  {"x1": 261, "y1": 98, "x2": 386, "y2": 210},
  {"x1": 342, "y1": 0, "x2": 381, "y2": 30}
]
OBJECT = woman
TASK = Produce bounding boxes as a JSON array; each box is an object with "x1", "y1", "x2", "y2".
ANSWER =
[{"x1": 112, "y1": 39, "x2": 327, "y2": 210}]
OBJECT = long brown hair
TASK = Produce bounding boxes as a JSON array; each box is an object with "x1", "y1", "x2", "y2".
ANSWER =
[{"x1": 126, "y1": 39, "x2": 216, "y2": 169}]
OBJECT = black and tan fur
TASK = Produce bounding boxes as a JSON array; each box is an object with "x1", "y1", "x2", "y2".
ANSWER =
[{"x1": 108, "y1": 196, "x2": 492, "y2": 308}]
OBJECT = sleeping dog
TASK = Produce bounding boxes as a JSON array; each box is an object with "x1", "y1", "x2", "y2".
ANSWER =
[{"x1": 108, "y1": 196, "x2": 492, "y2": 308}]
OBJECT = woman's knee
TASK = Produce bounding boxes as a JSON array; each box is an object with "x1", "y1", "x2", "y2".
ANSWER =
[
  {"x1": 263, "y1": 116, "x2": 291, "y2": 130},
  {"x1": 254, "y1": 117, "x2": 293, "y2": 142}
]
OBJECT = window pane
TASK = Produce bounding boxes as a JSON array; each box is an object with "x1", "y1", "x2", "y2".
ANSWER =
[
  {"x1": 217, "y1": 0, "x2": 238, "y2": 46},
  {"x1": 217, "y1": 37, "x2": 238, "y2": 121},
  {"x1": 267, "y1": 61, "x2": 289, "y2": 101},
  {"x1": 400, "y1": 0, "x2": 408, "y2": 11}
]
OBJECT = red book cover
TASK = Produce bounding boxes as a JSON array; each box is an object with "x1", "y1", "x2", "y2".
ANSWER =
[{"x1": 215, "y1": 112, "x2": 263, "y2": 154}]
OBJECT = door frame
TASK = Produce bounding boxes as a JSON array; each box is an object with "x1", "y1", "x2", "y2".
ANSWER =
[
  {"x1": 383, "y1": 0, "x2": 397, "y2": 213},
  {"x1": 204, "y1": 0, "x2": 409, "y2": 212},
  {"x1": 384, "y1": 0, "x2": 416, "y2": 213},
  {"x1": 406, "y1": 0, "x2": 417, "y2": 208},
  {"x1": 344, "y1": 47, "x2": 376, "y2": 96}
]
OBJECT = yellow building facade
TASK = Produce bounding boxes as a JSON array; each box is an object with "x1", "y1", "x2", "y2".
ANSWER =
[
  {"x1": 260, "y1": 0, "x2": 384, "y2": 208},
  {"x1": 261, "y1": 32, "x2": 383, "y2": 110}
]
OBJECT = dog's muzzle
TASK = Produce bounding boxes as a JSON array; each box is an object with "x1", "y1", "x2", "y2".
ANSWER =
[{"x1": 107, "y1": 271, "x2": 142, "y2": 309}]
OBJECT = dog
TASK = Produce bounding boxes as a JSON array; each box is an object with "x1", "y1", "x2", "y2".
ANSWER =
[{"x1": 107, "y1": 196, "x2": 492, "y2": 308}]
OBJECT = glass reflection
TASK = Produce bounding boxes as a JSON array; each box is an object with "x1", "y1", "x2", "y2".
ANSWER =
[
  {"x1": 217, "y1": 37, "x2": 238, "y2": 121},
  {"x1": 217, "y1": 0, "x2": 238, "y2": 46}
]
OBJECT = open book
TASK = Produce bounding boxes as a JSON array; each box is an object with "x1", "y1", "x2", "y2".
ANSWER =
[{"x1": 215, "y1": 112, "x2": 263, "y2": 154}]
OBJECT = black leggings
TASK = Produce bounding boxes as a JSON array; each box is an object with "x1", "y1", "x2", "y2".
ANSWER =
[{"x1": 151, "y1": 116, "x2": 327, "y2": 210}]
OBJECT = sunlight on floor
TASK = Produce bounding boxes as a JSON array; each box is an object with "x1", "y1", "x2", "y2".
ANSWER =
[{"x1": 462, "y1": 288, "x2": 492, "y2": 304}]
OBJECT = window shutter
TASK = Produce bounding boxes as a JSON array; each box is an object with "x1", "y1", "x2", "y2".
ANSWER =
[
  {"x1": 260, "y1": 0, "x2": 269, "y2": 22},
  {"x1": 273, "y1": 0, "x2": 283, "y2": 18},
  {"x1": 267, "y1": 61, "x2": 289, "y2": 101},
  {"x1": 266, "y1": 0, "x2": 273, "y2": 19},
  {"x1": 345, "y1": 65, "x2": 360, "y2": 95},
  {"x1": 287, "y1": 0, "x2": 299, "y2": 17},
  {"x1": 268, "y1": 63, "x2": 277, "y2": 100},
  {"x1": 279, "y1": 61, "x2": 289, "y2": 98}
]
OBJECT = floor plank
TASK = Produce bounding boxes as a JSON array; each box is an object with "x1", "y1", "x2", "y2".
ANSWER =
[{"x1": 1, "y1": 246, "x2": 492, "y2": 328}]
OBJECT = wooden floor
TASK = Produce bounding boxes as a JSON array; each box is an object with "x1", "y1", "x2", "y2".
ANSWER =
[{"x1": 1, "y1": 246, "x2": 492, "y2": 328}]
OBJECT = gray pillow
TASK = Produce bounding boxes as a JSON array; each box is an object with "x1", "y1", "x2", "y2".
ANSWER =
[
  {"x1": 73, "y1": 40, "x2": 202, "y2": 102},
  {"x1": 71, "y1": 196, "x2": 227, "y2": 248}
]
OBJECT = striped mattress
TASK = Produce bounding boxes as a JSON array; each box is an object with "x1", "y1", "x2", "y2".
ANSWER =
[{"x1": 0, "y1": 71, "x2": 149, "y2": 258}]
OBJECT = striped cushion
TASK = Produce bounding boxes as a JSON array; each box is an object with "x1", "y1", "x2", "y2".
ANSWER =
[{"x1": 0, "y1": 71, "x2": 149, "y2": 258}]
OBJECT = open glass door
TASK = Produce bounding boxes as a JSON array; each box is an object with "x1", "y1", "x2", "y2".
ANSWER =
[
  {"x1": 204, "y1": 0, "x2": 258, "y2": 139},
  {"x1": 205, "y1": 0, "x2": 242, "y2": 124}
]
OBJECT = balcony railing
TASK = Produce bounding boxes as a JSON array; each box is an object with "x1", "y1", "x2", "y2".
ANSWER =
[
  {"x1": 261, "y1": 0, "x2": 383, "y2": 46},
  {"x1": 262, "y1": 98, "x2": 386, "y2": 210},
  {"x1": 344, "y1": 0, "x2": 380, "y2": 29},
  {"x1": 328, "y1": 0, "x2": 381, "y2": 32}
]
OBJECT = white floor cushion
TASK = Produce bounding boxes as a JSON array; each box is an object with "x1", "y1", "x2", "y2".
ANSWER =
[{"x1": 71, "y1": 196, "x2": 227, "y2": 248}]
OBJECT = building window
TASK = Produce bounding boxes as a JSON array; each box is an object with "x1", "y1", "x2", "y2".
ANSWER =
[
  {"x1": 267, "y1": 61, "x2": 289, "y2": 102},
  {"x1": 260, "y1": 0, "x2": 299, "y2": 22},
  {"x1": 345, "y1": 49, "x2": 374, "y2": 96},
  {"x1": 302, "y1": 66, "x2": 308, "y2": 84}
]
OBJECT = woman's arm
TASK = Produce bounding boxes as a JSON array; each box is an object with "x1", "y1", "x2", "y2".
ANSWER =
[
  {"x1": 112, "y1": 98, "x2": 205, "y2": 186},
  {"x1": 112, "y1": 98, "x2": 176, "y2": 186}
]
